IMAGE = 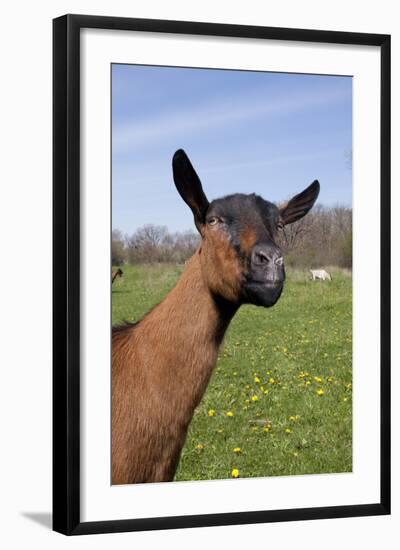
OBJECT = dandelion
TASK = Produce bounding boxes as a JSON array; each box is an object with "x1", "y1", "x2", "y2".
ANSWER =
[
  {"x1": 264, "y1": 389, "x2": 269, "y2": 394},
  {"x1": 233, "y1": 447, "x2": 241, "y2": 453},
  {"x1": 251, "y1": 395, "x2": 258, "y2": 402},
  {"x1": 316, "y1": 389, "x2": 324, "y2": 396},
  {"x1": 347, "y1": 383, "x2": 352, "y2": 390},
  {"x1": 231, "y1": 468, "x2": 240, "y2": 478},
  {"x1": 226, "y1": 411, "x2": 234, "y2": 417},
  {"x1": 343, "y1": 397, "x2": 348, "y2": 402},
  {"x1": 263, "y1": 426, "x2": 270, "y2": 433},
  {"x1": 208, "y1": 409, "x2": 215, "y2": 417},
  {"x1": 269, "y1": 377, "x2": 275, "y2": 384},
  {"x1": 289, "y1": 416, "x2": 295, "y2": 422},
  {"x1": 196, "y1": 443, "x2": 204, "y2": 450},
  {"x1": 305, "y1": 381, "x2": 311, "y2": 386},
  {"x1": 285, "y1": 428, "x2": 292, "y2": 434},
  {"x1": 314, "y1": 376, "x2": 322, "y2": 383},
  {"x1": 254, "y1": 376, "x2": 261, "y2": 384}
]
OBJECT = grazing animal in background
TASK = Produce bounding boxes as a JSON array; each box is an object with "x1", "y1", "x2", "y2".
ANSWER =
[
  {"x1": 310, "y1": 269, "x2": 332, "y2": 281},
  {"x1": 112, "y1": 149, "x2": 320, "y2": 485},
  {"x1": 112, "y1": 268, "x2": 123, "y2": 284}
]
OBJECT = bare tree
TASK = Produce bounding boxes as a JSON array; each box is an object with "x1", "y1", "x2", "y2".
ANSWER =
[
  {"x1": 112, "y1": 229, "x2": 126, "y2": 265},
  {"x1": 116, "y1": 206, "x2": 352, "y2": 269}
]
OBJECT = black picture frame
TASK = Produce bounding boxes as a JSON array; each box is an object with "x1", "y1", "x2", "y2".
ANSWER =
[{"x1": 53, "y1": 14, "x2": 391, "y2": 536}]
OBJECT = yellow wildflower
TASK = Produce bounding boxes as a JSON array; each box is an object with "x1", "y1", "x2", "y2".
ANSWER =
[
  {"x1": 254, "y1": 376, "x2": 261, "y2": 384},
  {"x1": 208, "y1": 409, "x2": 215, "y2": 417},
  {"x1": 316, "y1": 389, "x2": 324, "y2": 396},
  {"x1": 314, "y1": 376, "x2": 322, "y2": 383},
  {"x1": 251, "y1": 395, "x2": 258, "y2": 402},
  {"x1": 226, "y1": 411, "x2": 234, "y2": 417},
  {"x1": 285, "y1": 428, "x2": 292, "y2": 434},
  {"x1": 196, "y1": 443, "x2": 204, "y2": 450},
  {"x1": 233, "y1": 447, "x2": 241, "y2": 453},
  {"x1": 231, "y1": 468, "x2": 240, "y2": 478},
  {"x1": 269, "y1": 377, "x2": 275, "y2": 384}
]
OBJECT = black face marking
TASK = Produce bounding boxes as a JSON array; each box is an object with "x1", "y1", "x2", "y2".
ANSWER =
[{"x1": 206, "y1": 193, "x2": 281, "y2": 252}]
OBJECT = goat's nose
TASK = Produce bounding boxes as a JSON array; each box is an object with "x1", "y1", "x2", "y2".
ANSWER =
[{"x1": 251, "y1": 244, "x2": 283, "y2": 267}]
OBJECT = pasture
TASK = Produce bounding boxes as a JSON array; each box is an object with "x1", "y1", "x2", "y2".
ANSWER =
[{"x1": 112, "y1": 264, "x2": 352, "y2": 481}]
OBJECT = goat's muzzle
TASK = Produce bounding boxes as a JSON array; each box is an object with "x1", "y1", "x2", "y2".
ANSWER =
[{"x1": 243, "y1": 242, "x2": 285, "y2": 307}]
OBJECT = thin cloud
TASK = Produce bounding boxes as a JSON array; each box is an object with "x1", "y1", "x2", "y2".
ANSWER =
[{"x1": 112, "y1": 87, "x2": 349, "y2": 153}]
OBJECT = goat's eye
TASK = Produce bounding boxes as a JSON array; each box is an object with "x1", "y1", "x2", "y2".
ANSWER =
[
  {"x1": 207, "y1": 216, "x2": 220, "y2": 226},
  {"x1": 277, "y1": 221, "x2": 284, "y2": 231}
]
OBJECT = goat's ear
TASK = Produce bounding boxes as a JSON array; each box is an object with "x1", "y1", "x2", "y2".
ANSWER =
[
  {"x1": 172, "y1": 149, "x2": 210, "y2": 232},
  {"x1": 279, "y1": 180, "x2": 320, "y2": 225}
]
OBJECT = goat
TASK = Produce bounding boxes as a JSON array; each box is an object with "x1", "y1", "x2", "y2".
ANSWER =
[
  {"x1": 112, "y1": 149, "x2": 320, "y2": 485},
  {"x1": 310, "y1": 269, "x2": 331, "y2": 281},
  {"x1": 112, "y1": 268, "x2": 123, "y2": 284}
]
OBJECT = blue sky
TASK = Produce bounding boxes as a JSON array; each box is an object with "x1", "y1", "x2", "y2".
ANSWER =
[{"x1": 112, "y1": 64, "x2": 352, "y2": 234}]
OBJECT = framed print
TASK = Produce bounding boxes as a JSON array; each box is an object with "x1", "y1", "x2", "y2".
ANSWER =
[{"x1": 53, "y1": 14, "x2": 390, "y2": 535}]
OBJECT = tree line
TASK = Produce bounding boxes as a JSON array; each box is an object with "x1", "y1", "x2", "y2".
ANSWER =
[{"x1": 112, "y1": 205, "x2": 352, "y2": 269}]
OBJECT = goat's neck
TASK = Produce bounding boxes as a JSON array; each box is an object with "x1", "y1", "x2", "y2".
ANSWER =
[{"x1": 138, "y1": 252, "x2": 238, "y2": 412}]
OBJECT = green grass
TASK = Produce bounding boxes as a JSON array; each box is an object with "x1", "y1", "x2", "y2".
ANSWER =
[{"x1": 112, "y1": 264, "x2": 352, "y2": 481}]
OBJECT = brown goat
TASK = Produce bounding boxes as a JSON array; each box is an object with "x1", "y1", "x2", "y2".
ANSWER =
[
  {"x1": 112, "y1": 149, "x2": 320, "y2": 485},
  {"x1": 112, "y1": 268, "x2": 123, "y2": 284}
]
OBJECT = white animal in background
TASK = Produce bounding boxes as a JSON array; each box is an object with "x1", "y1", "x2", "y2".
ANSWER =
[{"x1": 310, "y1": 269, "x2": 332, "y2": 281}]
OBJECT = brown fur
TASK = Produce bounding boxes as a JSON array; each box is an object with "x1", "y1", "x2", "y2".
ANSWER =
[
  {"x1": 199, "y1": 225, "x2": 244, "y2": 303},
  {"x1": 112, "y1": 251, "x2": 237, "y2": 484},
  {"x1": 112, "y1": 268, "x2": 123, "y2": 284},
  {"x1": 239, "y1": 227, "x2": 257, "y2": 254}
]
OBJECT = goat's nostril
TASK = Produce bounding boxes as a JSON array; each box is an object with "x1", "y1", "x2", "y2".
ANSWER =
[
  {"x1": 255, "y1": 251, "x2": 269, "y2": 264},
  {"x1": 252, "y1": 245, "x2": 283, "y2": 268}
]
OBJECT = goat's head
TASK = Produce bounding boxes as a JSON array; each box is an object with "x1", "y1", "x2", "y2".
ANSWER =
[{"x1": 172, "y1": 149, "x2": 319, "y2": 308}]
